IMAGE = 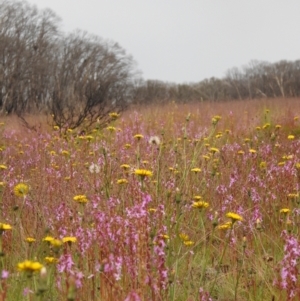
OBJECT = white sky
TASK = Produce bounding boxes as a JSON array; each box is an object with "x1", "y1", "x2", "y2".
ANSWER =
[{"x1": 26, "y1": 0, "x2": 300, "y2": 83}]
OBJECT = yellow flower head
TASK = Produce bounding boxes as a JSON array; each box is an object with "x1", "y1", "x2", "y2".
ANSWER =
[
  {"x1": 184, "y1": 240, "x2": 195, "y2": 246},
  {"x1": 61, "y1": 150, "x2": 70, "y2": 156},
  {"x1": 124, "y1": 144, "x2": 132, "y2": 149},
  {"x1": 191, "y1": 168, "x2": 201, "y2": 173},
  {"x1": 179, "y1": 233, "x2": 189, "y2": 241},
  {"x1": 25, "y1": 237, "x2": 36, "y2": 243},
  {"x1": 62, "y1": 236, "x2": 77, "y2": 243},
  {"x1": 13, "y1": 183, "x2": 29, "y2": 197},
  {"x1": 260, "y1": 161, "x2": 267, "y2": 170},
  {"x1": 107, "y1": 126, "x2": 116, "y2": 132},
  {"x1": 42, "y1": 236, "x2": 54, "y2": 242},
  {"x1": 226, "y1": 212, "x2": 243, "y2": 222},
  {"x1": 117, "y1": 178, "x2": 128, "y2": 185},
  {"x1": 210, "y1": 147, "x2": 219, "y2": 154},
  {"x1": 280, "y1": 208, "x2": 290, "y2": 214},
  {"x1": 50, "y1": 239, "x2": 63, "y2": 247},
  {"x1": 120, "y1": 164, "x2": 130, "y2": 169},
  {"x1": 44, "y1": 257, "x2": 58, "y2": 264},
  {"x1": 17, "y1": 260, "x2": 43, "y2": 272},
  {"x1": 249, "y1": 149, "x2": 257, "y2": 154},
  {"x1": 0, "y1": 165, "x2": 7, "y2": 170},
  {"x1": 134, "y1": 134, "x2": 144, "y2": 140},
  {"x1": 288, "y1": 135, "x2": 295, "y2": 140},
  {"x1": 109, "y1": 112, "x2": 120, "y2": 119},
  {"x1": 217, "y1": 221, "x2": 232, "y2": 230},
  {"x1": 134, "y1": 169, "x2": 153, "y2": 178},
  {"x1": 0, "y1": 223, "x2": 12, "y2": 231},
  {"x1": 192, "y1": 201, "x2": 209, "y2": 209},
  {"x1": 73, "y1": 195, "x2": 88, "y2": 203}
]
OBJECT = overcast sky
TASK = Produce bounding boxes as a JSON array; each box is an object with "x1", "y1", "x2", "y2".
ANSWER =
[{"x1": 26, "y1": 0, "x2": 300, "y2": 83}]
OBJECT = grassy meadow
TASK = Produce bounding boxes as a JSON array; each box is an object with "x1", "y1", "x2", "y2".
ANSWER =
[{"x1": 0, "y1": 98, "x2": 300, "y2": 301}]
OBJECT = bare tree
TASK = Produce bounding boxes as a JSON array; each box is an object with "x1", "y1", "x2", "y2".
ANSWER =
[{"x1": 50, "y1": 31, "x2": 137, "y2": 130}]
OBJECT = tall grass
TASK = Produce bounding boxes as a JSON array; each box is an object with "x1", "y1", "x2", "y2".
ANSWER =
[{"x1": 0, "y1": 98, "x2": 299, "y2": 300}]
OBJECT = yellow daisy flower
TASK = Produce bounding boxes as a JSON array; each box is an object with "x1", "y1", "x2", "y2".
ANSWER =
[
  {"x1": 73, "y1": 195, "x2": 88, "y2": 203},
  {"x1": 226, "y1": 212, "x2": 243, "y2": 222},
  {"x1": 17, "y1": 260, "x2": 43, "y2": 272},
  {"x1": 134, "y1": 169, "x2": 153, "y2": 178},
  {"x1": 13, "y1": 183, "x2": 29, "y2": 197},
  {"x1": 62, "y1": 237, "x2": 77, "y2": 243}
]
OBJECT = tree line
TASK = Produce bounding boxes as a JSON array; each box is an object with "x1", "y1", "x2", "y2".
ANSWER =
[
  {"x1": 1, "y1": 0, "x2": 300, "y2": 129},
  {"x1": 132, "y1": 59, "x2": 300, "y2": 104}
]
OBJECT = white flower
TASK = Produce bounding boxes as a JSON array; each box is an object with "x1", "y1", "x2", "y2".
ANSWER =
[
  {"x1": 89, "y1": 163, "x2": 100, "y2": 174},
  {"x1": 149, "y1": 136, "x2": 161, "y2": 146}
]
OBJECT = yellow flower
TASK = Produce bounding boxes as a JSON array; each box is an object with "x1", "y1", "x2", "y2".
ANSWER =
[
  {"x1": 256, "y1": 126, "x2": 261, "y2": 130},
  {"x1": 13, "y1": 183, "x2": 29, "y2": 197},
  {"x1": 61, "y1": 150, "x2": 70, "y2": 156},
  {"x1": 117, "y1": 179, "x2": 128, "y2": 185},
  {"x1": 134, "y1": 169, "x2": 153, "y2": 178},
  {"x1": 0, "y1": 165, "x2": 7, "y2": 170},
  {"x1": 244, "y1": 138, "x2": 251, "y2": 143},
  {"x1": 275, "y1": 125, "x2": 281, "y2": 129},
  {"x1": 73, "y1": 195, "x2": 88, "y2": 203},
  {"x1": 17, "y1": 260, "x2": 43, "y2": 272},
  {"x1": 280, "y1": 208, "x2": 290, "y2": 214},
  {"x1": 237, "y1": 150, "x2": 244, "y2": 155},
  {"x1": 44, "y1": 257, "x2": 58, "y2": 264},
  {"x1": 62, "y1": 237, "x2": 77, "y2": 243},
  {"x1": 109, "y1": 112, "x2": 120, "y2": 119},
  {"x1": 25, "y1": 237, "x2": 36, "y2": 243},
  {"x1": 42, "y1": 236, "x2": 54, "y2": 242},
  {"x1": 120, "y1": 164, "x2": 130, "y2": 169},
  {"x1": 260, "y1": 161, "x2": 267, "y2": 170},
  {"x1": 217, "y1": 222, "x2": 232, "y2": 230},
  {"x1": 226, "y1": 212, "x2": 243, "y2": 222},
  {"x1": 249, "y1": 149, "x2": 256, "y2": 154},
  {"x1": 262, "y1": 123, "x2": 270, "y2": 129},
  {"x1": 193, "y1": 195, "x2": 202, "y2": 200},
  {"x1": 124, "y1": 144, "x2": 131, "y2": 149},
  {"x1": 288, "y1": 135, "x2": 295, "y2": 140},
  {"x1": 191, "y1": 168, "x2": 201, "y2": 173},
  {"x1": 134, "y1": 134, "x2": 144, "y2": 140},
  {"x1": 53, "y1": 126, "x2": 59, "y2": 130},
  {"x1": 50, "y1": 239, "x2": 63, "y2": 247},
  {"x1": 192, "y1": 201, "x2": 209, "y2": 209},
  {"x1": 210, "y1": 147, "x2": 219, "y2": 154},
  {"x1": 148, "y1": 208, "x2": 157, "y2": 213},
  {"x1": 106, "y1": 126, "x2": 116, "y2": 132},
  {"x1": 288, "y1": 193, "x2": 299, "y2": 199},
  {"x1": 183, "y1": 240, "x2": 195, "y2": 246},
  {"x1": 0, "y1": 223, "x2": 12, "y2": 231},
  {"x1": 179, "y1": 233, "x2": 189, "y2": 241}
]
